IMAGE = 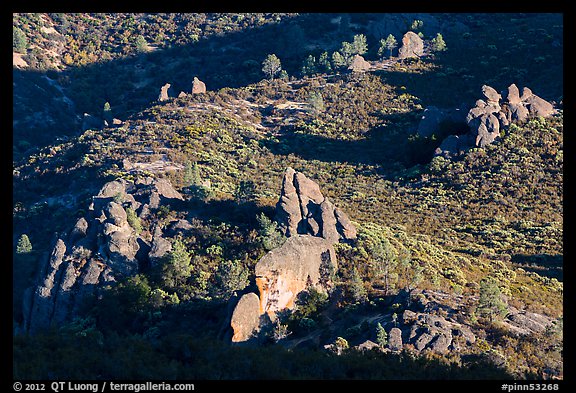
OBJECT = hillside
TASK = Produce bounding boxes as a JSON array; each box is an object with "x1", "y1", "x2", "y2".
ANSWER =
[{"x1": 13, "y1": 12, "x2": 563, "y2": 381}]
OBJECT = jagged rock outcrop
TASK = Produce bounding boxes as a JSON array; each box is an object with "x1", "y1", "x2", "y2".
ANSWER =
[
  {"x1": 23, "y1": 177, "x2": 183, "y2": 334},
  {"x1": 348, "y1": 55, "x2": 371, "y2": 73},
  {"x1": 435, "y1": 84, "x2": 557, "y2": 157},
  {"x1": 231, "y1": 168, "x2": 354, "y2": 342},
  {"x1": 191, "y1": 77, "x2": 206, "y2": 94},
  {"x1": 275, "y1": 167, "x2": 356, "y2": 243},
  {"x1": 501, "y1": 307, "x2": 554, "y2": 336},
  {"x1": 158, "y1": 83, "x2": 171, "y2": 101},
  {"x1": 398, "y1": 310, "x2": 476, "y2": 353},
  {"x1": 398, "y1": 31, "x2": 424, "y2": 59}
]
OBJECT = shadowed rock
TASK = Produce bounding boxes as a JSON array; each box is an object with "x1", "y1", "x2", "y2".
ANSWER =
[
  {"x1": 230, "y1": 293, "x2": 261, "y2": 342},
  {"x1": 23, "y1": 177, "x2": 184, "y2": 334}
]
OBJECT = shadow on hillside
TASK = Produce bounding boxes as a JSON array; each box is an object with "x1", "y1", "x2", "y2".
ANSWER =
[
  {"x1": 261, "y1": 110, "x2": 428, "y2": 167},
  {"x1": 13, "y1": 13, "x2": 354, "y2": 152},
  {"x1": 511, "y1": 254, "x2": 563, "y2": 281}
]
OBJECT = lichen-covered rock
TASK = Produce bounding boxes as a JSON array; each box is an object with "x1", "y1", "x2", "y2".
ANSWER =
[{"x1": 230, "y1": 293, "x2": 261, "y2": 342}]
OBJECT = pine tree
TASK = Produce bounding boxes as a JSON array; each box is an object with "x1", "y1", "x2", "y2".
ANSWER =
[
  {"x1": 16, "y1": 234, "x2": 32, "y2": 254},
  {"x1": 307, "y1": 91, "x2": 324, "y2": 114},
  {"x1": 351, "y1": 34, "x2": 368, "y2": 56},
  {"x1": 135, "y1": 35, "x2": 148, "y2": 53},
  {"x1": 378, "y1": 34, "x2": 398, "y2": 59},
  {"x1": 318, "y1": 51, "x2": 332, "y2": 73},
  {"x1": 431, "y1": 33, "x2": 447, "y2": 52},
  {"x1": 162, "y1": 238, "x2": 192, "y2": 289},
  {"x1": 331, "y1": 51, "x2": 347, "y2": 70},
  {"x1": 301, "y1": 55, "x2": 317, "y2": 76},
  {"x1": 476, "y1": 277, "x2": 508, "y2": 322},
  {"x1": 349, "y1": 267, "x2": 367, "y2": 303},
  {"x1": 256, "y1": 213, "x2": 285, "y2": 251},
  {"x1": 376, "y1": 322, "x2": 388, "y2": 348},
  {"x1": 262, "y1": 54, "x2": 282, "y2": 80}
]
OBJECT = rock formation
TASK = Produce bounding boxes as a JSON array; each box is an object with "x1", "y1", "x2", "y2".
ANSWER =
[
  {"x1": 191, "y1": 77, "x2": 206, "y2": 94},
  {"x1": 348, "y1": 55, "x2": 371, "y2": 73},
  {"x1": 255, "y1": 235, "x2": 336, "y2": 317},
  {"x1": 275, "y1": 167, "x2": 356, "y2": 243},
  {"x1": 434, "y1": 84, "x2": 557, "y2": 158},
  {"x1": 230, "y1": 168, "x2": 356, "y2": 342},
  {"x1": 398, "y1": 31, "x2": 424, "y2": 59},
  {"x1": 22, "y1": 177, "x2": 183, "y2": 334},
  {"x1": 158, "y1": 83, "x2": 171, "y2": 101}
]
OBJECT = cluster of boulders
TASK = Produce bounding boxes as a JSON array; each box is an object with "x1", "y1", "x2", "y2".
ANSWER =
[
  {"x1": 21, "y1": 177, "x2": 185, "y2": 334},
  {"x1": 230, "y1": 168, "x2": 356, "y2": 342},
  {"x1": 416, "y1": 84, "x2": 557, "y2": 158},
  {"x1": 158, "y1": 76, "x2": 206, "y2": 101},
  {"x1": 354, "y1": 289, "x2": 555, "y2": 355}
]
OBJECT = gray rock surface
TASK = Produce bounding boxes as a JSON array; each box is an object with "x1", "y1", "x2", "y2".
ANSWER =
[
  {"x1": 275, "y1": 167, "x2": 356, "y2": 243},
  {"x1": 388, "y1": 327, "x2": 403, "y2": 351},
  {"x1": 23, "y1": 177, "x2": 185, "y2": 334}
]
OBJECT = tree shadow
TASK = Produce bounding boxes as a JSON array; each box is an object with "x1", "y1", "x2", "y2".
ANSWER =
[
  {"x1": 260, "y1": 109, "x2": 440, "y2": 169},
  {"x1": 511, "y1": 254, "x2": 563, "y2": 281}
]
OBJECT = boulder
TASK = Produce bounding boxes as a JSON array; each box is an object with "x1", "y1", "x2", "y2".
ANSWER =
[
  {"x1": 275, "y1": 168, "x2": 356, "y2": 243},
  {"x1": 524, "y1": 94, "x2": 556, "y2": 118},
  {"x1": 416, "y1": 106, "x2": 445, "y2": 137},
  {"x1": 230, "y1": 293, "x2": 261, "y2": 342},
  {"x1": 148, "y1": 225, "x2": 172, "y2": 264},
  {"x1": 347, "y1": 55, "x2": 371, "y2": 72},
  {"x1": 505, "y1": 83, "x2": 522, "y2": 105},
  {"x1": 357, "y1": 340, "x2": 380, "y2": 351},
  {"x1": 398, "y1": 31, "x2": 424, "y2": 59},
  {"x1": 482, "y1": 84, "x2": 502, "y2": 104},
  {"x1": 434, "y1": 134, "x2": 474, "y2": 159},
  {"x1": 388, "y1": 327, "x2": 403, "y2": 351},
  {"x1": 255, "y1": 235, "x2": 336, "y2": 317},
  {"x1": 191, "y1": 77, "x2": 206, "y2": 94},
  {"x1": 158, "y1": 83, "x2": 171, "y2": 101}
]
